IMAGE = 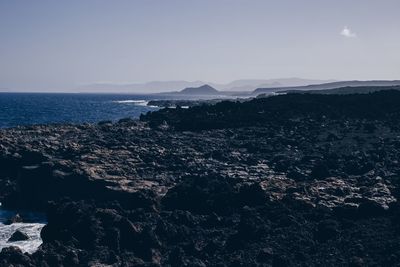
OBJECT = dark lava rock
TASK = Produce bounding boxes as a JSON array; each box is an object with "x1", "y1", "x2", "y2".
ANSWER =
[
  {"x1": 162, "y1": 175, "x2": 237, "y2": 214},
  {"x1": 287, "y1": 168, "x2": 308, "y2": 181},
  {"x1": 4, "y1": 213, "x2": 23, "y2": 225},
  {"x1": 118, "y1": 217, "x2": 141, "y2": 249},
  {"x1": 357, "y1": 200, "x2": 386, "y2": 218},
  {"x1": 350, "y1": 256, "x2": 365, "y2": 267},
  {"x1": 63, "y1": 250, "x2": 80, "y2": 266},
  {"x1": 162, "y1": 175, "x2": 267, "y2": 216},
  {"x1": 238, "y1": 183, "x2": 266, "y2": 206},
  {"x1": 333, "y1": 205, "x2": 359, "y2": 219},
  {"x1": 257, "y1": 247, "x2": 274, "y2": 263},
  {"x1": 315, "y1": 219, "x2": 339, "y2": 241},
  {"x1": 227, "y1": 206, "x2": 270, "y2": 251},
  {"x1": 0, "y1": 246, "x2": 32, "y2": 266},
  {"x1": 8, "y1": 230, "x2": 29, "y2": 242},
  {"x1": 311, "y1": 162, "x2": 331, "y2": 179},
  {"x1": 2, "y1": 91, "x2": 400, "y2": 266}
]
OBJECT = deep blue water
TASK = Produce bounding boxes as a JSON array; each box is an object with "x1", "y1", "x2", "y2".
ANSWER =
[{"x1": 0, "y1": 93, "x2": 163, "y2": 128}]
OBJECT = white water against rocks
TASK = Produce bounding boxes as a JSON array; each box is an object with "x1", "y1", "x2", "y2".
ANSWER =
[{"x1": 0, "y1": 209, "x2": 46, "y2": 254}]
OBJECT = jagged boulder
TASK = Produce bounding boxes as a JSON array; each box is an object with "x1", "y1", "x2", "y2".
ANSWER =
[
  {"x1": 8, "y1": 230, "x2": 29, "y2": 242},
  {"x1": 4, "y1": 213, "x2": 23, "y2": 225}
]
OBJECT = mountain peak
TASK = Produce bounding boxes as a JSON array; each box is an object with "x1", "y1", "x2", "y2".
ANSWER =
[{"x1": 179, "y1": 84, "x2": 219, "y2": 95}]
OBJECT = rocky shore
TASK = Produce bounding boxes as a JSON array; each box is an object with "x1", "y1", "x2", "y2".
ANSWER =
[{"x1": 1, "y1": 90, "x2": 400, "y2": 266}]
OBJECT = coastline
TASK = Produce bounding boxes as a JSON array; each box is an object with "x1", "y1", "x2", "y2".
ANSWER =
[{"x1": 1, "y1": 91, "x2": 400, "y2": 265}]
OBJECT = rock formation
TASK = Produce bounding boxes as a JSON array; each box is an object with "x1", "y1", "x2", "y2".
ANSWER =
[{"x1": 1, "y1": 90, "x2": 400, "y2": 265}]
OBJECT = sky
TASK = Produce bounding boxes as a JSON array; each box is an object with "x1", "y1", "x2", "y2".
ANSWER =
[{"x1": 0, "y1": 0, "x2": 399, "y2": 91}]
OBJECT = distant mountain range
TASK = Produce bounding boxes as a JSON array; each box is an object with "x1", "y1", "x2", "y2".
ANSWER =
[
  {"x1": 6, "y1": 79, "x2": 399, "y2": 95},
  {"x1": 280, "y1": 85, "x2": 400, "y2": 95},
  {"x1": 79, "y1": 78, "x2": 335, "y2": 93},
  {"x1": 253, "y1": 80, "x2": 400, "y2": 95},
  {"x1": 212, "y1": 78, "x2": 336, "y2": 91},
  {"x1": 157, "y1": 80, "x2": 400, "y2": 98}
]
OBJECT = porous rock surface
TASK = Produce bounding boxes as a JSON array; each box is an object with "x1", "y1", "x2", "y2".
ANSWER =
[{"x1": 1, "y1": 91, "x2": 400, "y2": 266}]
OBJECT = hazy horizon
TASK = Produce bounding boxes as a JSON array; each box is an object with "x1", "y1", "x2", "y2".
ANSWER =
[
  {"x1": 0, "y1": 77, "x2": 334, "y2": 93},
  {"x1": 1, "y1": 0, "x2": 399, "y2": 92}
]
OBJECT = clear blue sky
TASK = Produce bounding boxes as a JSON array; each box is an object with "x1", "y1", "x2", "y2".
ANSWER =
[{"x1": 1, "y1": 0, "x2": 399, "y2": 90}]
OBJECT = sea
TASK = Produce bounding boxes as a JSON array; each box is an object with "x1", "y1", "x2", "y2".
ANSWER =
[{"x1": 0, "y1": 93, "x2": 166, "y2": 128}]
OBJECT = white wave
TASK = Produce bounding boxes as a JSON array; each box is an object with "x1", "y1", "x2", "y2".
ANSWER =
[
  {"x1": 114, "y1": 100, "x2": 149, "y2": 106},
  {"x1": 0, "y1": 222, "x2": 46, "y2": 254}
]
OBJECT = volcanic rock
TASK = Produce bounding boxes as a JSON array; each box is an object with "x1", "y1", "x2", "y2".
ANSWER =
[
  {"x1": 4, "y1": 213, "x2": 23, "y2": 225},
  {"x1": 0, "y1": 91, "x2": 400, "y2": 265},
  {"x1": 8, "y1": 230, "x2": 29, "y2": 242}
]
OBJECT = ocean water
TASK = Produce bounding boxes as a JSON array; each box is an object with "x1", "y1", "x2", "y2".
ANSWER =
[{"x1": 0, "y1": 93, "x2": 163, "y2": 128}]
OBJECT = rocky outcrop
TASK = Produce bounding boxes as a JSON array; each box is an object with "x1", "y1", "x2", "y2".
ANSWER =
[
  {"x1": 8, "y1": 230, "x2": 29, "y2": 242},
  {"x1": 1, "y1": 91, "x2": 400, "y2": 265},
  {"x1": 4, "y1": 214, "x2": 23, "y2": 225}
]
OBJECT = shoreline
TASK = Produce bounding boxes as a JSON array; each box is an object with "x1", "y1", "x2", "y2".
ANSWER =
[{"x1": 1, "y1": 91, "x2": 400, "y2": 265}]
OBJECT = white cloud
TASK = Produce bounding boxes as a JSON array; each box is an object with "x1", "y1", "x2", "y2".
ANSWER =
[{"x1": 340, "y1": 26, "x2": 357, "y2": 38}]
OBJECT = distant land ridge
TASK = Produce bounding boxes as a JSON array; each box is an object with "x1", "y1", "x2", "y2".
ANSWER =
[
  {"x1": 253, "y1": 80, "x2": 400, "y2": 95},
  {"x1": 281, "y1": 85, "x2": 400, "y2": 95},
  {"x1": 178, "y1": 84, "x2": 220, "y2": 95}
]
